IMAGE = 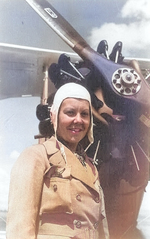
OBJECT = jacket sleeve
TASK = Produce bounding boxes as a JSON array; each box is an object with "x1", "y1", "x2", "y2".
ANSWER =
[{"x1": 6, "y1": 144, "x2": 50, "y2": 239}]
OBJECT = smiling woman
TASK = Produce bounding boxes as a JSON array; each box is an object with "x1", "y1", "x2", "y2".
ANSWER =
[
  {"x1": 6, "y1": 82, "x2": 109, "y2": 239},
  {"x1": 50, "y1": 83, "x2": 93, "y2": 152},
  {"x1": 56, "y1": 98, "x2": 90, "y2": 152}
]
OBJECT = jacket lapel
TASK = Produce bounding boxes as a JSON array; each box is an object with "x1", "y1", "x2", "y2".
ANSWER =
[
  {"x1": 43, "y1": 137, "x2": 99, "y2": 194},
  {"x1": 64, "y1": 146, "x2": 99, "y2": 193}
]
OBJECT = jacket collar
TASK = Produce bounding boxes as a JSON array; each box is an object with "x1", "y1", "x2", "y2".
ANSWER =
[
  {"x1": 43, "y1": 137, "x2": 99, "y2": 194},
  {"x1": 43, "y1": 136, "x2": 60, "y2": 155}
]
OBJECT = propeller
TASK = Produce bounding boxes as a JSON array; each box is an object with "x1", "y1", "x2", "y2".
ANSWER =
[{"x1": 25, "y1": 0, "x2": 150, "y2": 107}]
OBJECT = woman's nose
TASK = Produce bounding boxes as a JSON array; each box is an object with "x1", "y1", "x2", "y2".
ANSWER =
[{"x1": 74, "y1": 113, "x2": 82, "y2": 123}]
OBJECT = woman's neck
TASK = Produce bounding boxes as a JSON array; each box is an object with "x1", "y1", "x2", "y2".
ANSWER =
[{"x1": 57, "y1": 136, "x2": 77, "y2": 153}]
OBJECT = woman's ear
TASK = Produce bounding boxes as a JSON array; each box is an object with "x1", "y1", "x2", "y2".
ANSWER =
[{"x1": 50, "y1": 111, "x2": 53, "y2": 124}]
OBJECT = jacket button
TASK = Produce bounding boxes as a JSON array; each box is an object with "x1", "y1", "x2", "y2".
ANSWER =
[
  {"x1": 53, "y1": 184, "x2": 57, "y2": 192},
  {"x1": 95, "y1": 196, "x2": 100, "y2": 203},
  {"x1": 73, "y1": 220, "x2": 81, "y2": 228},
  {"x1": 93, "y1": 221, "x2": 99, "y2": 229},
  {"x1": 76, "y1": 194, "x2": 81, "y2": 201}
]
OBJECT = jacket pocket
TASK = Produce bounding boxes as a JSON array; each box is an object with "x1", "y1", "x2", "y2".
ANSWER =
[{"x1": 40, "y1": 177, "x2": 73, "y2": 214}]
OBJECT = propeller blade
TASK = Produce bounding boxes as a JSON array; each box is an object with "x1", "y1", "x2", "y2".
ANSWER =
[
  {"x1": 25, "y1": 0, "x2": 150, "y2": 106},
  {"x1": 24, "y1": 0, "x2": 124, "y2": 81}
]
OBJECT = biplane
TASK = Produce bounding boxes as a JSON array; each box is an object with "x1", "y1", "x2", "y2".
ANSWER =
[{"x1": 0, "y1": 0, "x2": 150, "y2": 238}]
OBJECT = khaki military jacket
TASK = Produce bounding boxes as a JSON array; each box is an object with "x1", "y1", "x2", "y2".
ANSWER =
[{"x1": 6, "y1": 137, "x2": 109, "y2": 239}]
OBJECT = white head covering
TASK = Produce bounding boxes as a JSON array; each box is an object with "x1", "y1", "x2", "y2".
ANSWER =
[{"x1": 50, "y1": 82, "x2": 94, "y2": 144}]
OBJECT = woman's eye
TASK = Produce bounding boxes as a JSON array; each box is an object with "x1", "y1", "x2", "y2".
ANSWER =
[
  {"x1": 81, "y1": 112, "x2": 89, "y2": 118},
  {"x1": 66, "y1": 110, "x2": 75, "y2": 116}
]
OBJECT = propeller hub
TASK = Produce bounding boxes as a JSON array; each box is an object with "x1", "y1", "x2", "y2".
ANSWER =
[
  {"x1": 112, "y1": 68, "x2": 142, "y2": 96},
  {"x1": 121, "y1": 72, "x2": 135, "y2": 87}
]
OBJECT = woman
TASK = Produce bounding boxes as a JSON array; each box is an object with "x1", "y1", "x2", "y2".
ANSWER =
[{"x1": 6, "y1": 83, "x2": 109, "y2": 239}]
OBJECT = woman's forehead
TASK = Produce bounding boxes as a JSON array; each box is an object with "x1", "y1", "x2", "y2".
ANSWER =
[{"x1": 61, "y1": 98, "x2": 90, "y2": 107}]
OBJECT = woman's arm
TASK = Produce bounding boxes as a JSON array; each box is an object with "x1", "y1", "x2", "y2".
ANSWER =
[{"x1": 6, "y1": 144, "x2": 50, "y2": 239}]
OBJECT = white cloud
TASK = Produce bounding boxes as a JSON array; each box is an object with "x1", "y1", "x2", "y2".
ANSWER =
[
  {"x1": 0, "y1": 169, "x2": 10, "y2": 210},
  {"x1": 0, "y1": 151, "x2": 20, "y2": 211},
  {"x1": 88, "y1": 0, "x2": 150, "y2": 58},
  {"x1": 121, "y1": 0, "x2": 150, "y2": 20},
  {"x1": 10, "y1": 150, "x2": 20, "y2": 160}
]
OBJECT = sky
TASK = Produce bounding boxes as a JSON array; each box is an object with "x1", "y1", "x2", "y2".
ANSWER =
[
  {"x1": 0, "y1": 97, "x2": 40, "y2": 210},
  {"x1": 0, "y1": 0, "x2": 150, "y2": 58},
  {"x1": 0, "y1": 0, "x2": 150, "y2": 211},
  {"x1": 88, "y1": 0, "x2": 150, "y2": 58}
]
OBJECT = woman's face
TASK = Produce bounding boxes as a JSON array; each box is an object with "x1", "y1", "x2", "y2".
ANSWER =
[{"x1": 57, "y1": 98, "x2": 90, "y2": 152}]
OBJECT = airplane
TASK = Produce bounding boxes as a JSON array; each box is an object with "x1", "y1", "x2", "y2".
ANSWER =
[
  {"x1": 0, "y1": 0, "x2": 150, "y2": 238},
  {"x1": 23, "y1": 2, "x2": 150, "y2": 239}
]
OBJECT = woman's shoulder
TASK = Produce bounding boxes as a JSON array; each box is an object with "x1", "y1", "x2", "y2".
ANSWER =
[
  {"x1": 19, "y1": 143, "x2": 46, "y2": 158},
  {"x1": 12, "y1": 138, "x2": 57, "y2": 172},
  {"x1": 19, "y1": 136, "x2": 56, "y2": 156}
]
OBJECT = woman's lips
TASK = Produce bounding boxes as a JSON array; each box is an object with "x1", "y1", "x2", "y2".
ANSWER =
[{"x1": 69, "y1": 128, "x2": 82, "y2": 133}]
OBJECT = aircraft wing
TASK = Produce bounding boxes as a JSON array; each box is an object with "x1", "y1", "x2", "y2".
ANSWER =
[
  {"x1": 0, "y1": 43, "x2": 80, "y2": 99},
  {"x1": 1, "y1": 43, "x2": 150, "y2": 101},
  {"x1": 124, "y1": 57, "x2": 150, "y2": 81}
]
